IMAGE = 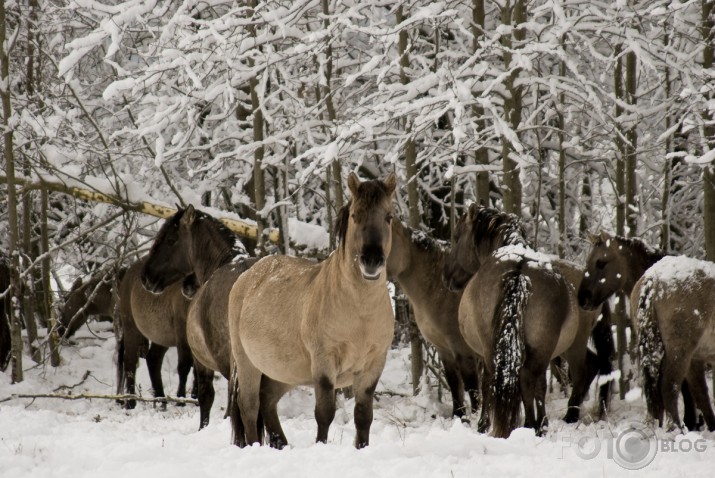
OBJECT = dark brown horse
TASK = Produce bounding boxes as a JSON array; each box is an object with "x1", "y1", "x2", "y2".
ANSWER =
[
  {"x1": 58, "y1": 270, "x2": 117, "y2": 339},
  {"x1": 578, "y1": 232, "x2": 712, "y2": 431},
  {"x1": 140, "y1": 205, "x2": 258, "y2": 434},
  {"x1": 387, "y1": 220, "x2": 481, "y2": 419},
  {"x1": 228, "y1": 172, "x2": 397, "y2": 449},
  {"x1": 115, "y1": 258, "x2": 193, "y2": 410},
  {"x1": 443, "y1": 205, "x2": 580, "y2": 438}
]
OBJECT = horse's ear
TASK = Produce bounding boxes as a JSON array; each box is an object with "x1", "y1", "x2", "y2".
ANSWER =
[
  {"x1": 348, "y1": 172, "x2": 360, "y2": 197},
  {"x1": 175, "y1": 203, "x2": 183, "y2": 212},
  {"x1": 181, "y1": 204, "x2": 196, "y2": 227},
  {"x1": 599, "y1": 230, "x2": 610, "y2": 242},
  {"x1": 383, "y1": 172, "x2": 397, "y2": 196},
  {"x1": 587, "y1": 232, "x2": 598, "y2": 244},
  {"x1": 71, "y1": 277, "x2": 83, "y2": 291},
  {"x1": 467, "y1": 203, "x2": 479, "y2": 221}
]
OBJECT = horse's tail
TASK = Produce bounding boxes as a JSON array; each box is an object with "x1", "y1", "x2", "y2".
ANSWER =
[
  {"x1": 490, "y1": 263, "x2": 530, "y2": 439},
  {"x1": 592, "y1": 301, "x2": 615, "y2": 409},
  {"x1": 637, "y1": 277, "x2": 664, "y2": 422},
  {"x1": 228, "y1": 360, "x2": 243, "y2": 446}
]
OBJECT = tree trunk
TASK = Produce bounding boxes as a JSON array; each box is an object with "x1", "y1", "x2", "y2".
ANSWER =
[
  {"x1": 397, "y1": 5, "x2": 423, "y2": 395},
  {"x1": 1, "y1": 0, "x2": 23, "y2": 383},
  {"x1": 321, "y1": 0, "x2": 344, "y2": 213},
  {"x1": 702, "y1": 0, "x2": 715, "y2": 261},
  {"x1": 500, "y1": 0, "x2": 524, "y2": 215},
  {"x1": 247, "y1": 0, "x2": 266, "y2": 254},
  {"x1": 613, "y1": 44, "x2": 629, "y2": 399},
  {"x1": 625, "y1": 50, "x2": 638, "y2": 238},
  {"x1": 472, "y1": 0, "x2": 490, "y2": 207}
]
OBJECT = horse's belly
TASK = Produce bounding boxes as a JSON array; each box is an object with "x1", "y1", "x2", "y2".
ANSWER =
[{"x1": 187, "y1": 310, "x2": 223, "y2": 375}]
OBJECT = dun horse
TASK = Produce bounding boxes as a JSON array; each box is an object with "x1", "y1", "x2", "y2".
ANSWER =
[
  {"x1": 228, "y1": 172, "x2": 396, "y2": 449},
  {"x1": 115, "y1": 258, "x2": 193, "y2": 409},
  {"x1": 58, "y1": 270, "x2": 116, "y2": 338},
  {"x1": 443, "y1": 205, "x2": 580, "y2": 438},
  {"x1": 140, "y1": 205, "x2": 258, "y2": 433},
  {"x1": 387, "y1": 220, "x2": 481, "y2": 419},
  {"x1": 578, "y1": 232, "x2": 713, "y2": 431}
]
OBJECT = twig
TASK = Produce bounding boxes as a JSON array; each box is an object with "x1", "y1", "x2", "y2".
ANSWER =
[
  {"x1": 0, "y1": 392, "x2": 198, "y2": 405},
  {"x1": 52, "y1": 370, "x2": 91, "y2": 393}
]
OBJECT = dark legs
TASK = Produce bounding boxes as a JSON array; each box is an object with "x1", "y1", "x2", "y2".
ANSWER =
[
  {"x1": 194, "y1": 361, "x2": 215, "y2": 429},
  {"x1": 685, "y1": 361, "x2": 715, "y2": 431},
  {"x1": 260, "y1": 378, "x2": 292, "y2": 449},
  {"x1": 175, "y1": 343, "x2": 194, "y2": 400},
  {"x1": 145, "y1": 343, "x2": 168, "y2": 402},
  {"x1": 314, "y1": 375, "x2": 337, "y2": 444}
]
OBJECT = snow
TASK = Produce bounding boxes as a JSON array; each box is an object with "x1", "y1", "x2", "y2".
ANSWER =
[{"x1": 2, "y1": 321, "x2": 714, "y2": 477}]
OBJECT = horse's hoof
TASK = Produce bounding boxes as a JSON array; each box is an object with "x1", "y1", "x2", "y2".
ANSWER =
[
  {"x1": 460, "y1": 416, "x2": 471, "y2": 425},
  {"x1": 269, "y1": 433, "x2": 288, "y2": 450},
  {"x1": 477, "y1": 419, "x2": 490, "y2": 434},
  {"x1": 125, "y1": 399, "x2": 137, "y2": 410},
  {"x1": 563, "y1": 408, "x2": 580, "y2": 424}
]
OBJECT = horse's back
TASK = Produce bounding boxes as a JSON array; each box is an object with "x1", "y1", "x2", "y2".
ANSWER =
[
  {"x1": 634, "y1": 256, "x2": 715, "y2": 361},
  {"x1": 460, "y1": 255, "x2": 578, "y2": 362}
]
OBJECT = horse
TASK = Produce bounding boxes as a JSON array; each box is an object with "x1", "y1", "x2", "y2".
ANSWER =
[
  {"x1": 114, "y1": 258, "x2": 194, "y2": 410},
  {"x1": 443, "y1": 204, "x2": 580, "y2": 438},
  {"x1": 577, "y1": 231, "x2": 713, "y2": 431},
  {"x1": 227, "y1": 172, "x2": 397, "y2": 449},
  {"x1": 140, "y1": 204, "x2": 259, "y2": 434},
  {"x1": 58, "y1": 270, "x2": 117, "y2": 339},
  {"x1": 386, "y1": 220, "x2": 481, "y2": 419}
]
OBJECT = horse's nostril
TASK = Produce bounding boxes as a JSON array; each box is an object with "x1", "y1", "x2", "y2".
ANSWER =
[{"x1": 360, "y1": 254, "x2": 384, "y2": 268}]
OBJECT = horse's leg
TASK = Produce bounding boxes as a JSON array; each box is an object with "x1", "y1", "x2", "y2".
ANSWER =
[
  {"x1": 681, "y1": 380, "x2": 698, "y2": 431},
  {"x1": 194, "y1": 361, "x2": 215, "y2": 430},
  {"x1": 260, "y1": 377, "x2": 292, "y2": 449},
  {"x1": 227, "y1": 361, "x2": 246, "y2": 448},
  {"x1": 659, "y1": 353, "x2": 688, "y2": 432},
  {"x1": 175, "y1": 342, "x2": 194, "y2": 401},
  {"x1": 520, "y1": 365, "x2": 538, "y2": 432},
  {"x1": 145, "y1": 343, "x2": 168, "y2": 407},
  {"x1": 121, "y1": 324, "x2": 145, "y2": 410},
  {"x1": 535, "y1": 371, "x2": 549, "y2": 435},
  {"x1": 235, "y1": 353, "x2": 263, "y2": 445},
  {"x1": 477, "y1": 367, "x2": 492, "y2": 434},
  {"x1": 458, "y1": 354, "x2": 482, "y2": 416},
  {"x1": 313, "y1": 372, "x2": 337, "y2": 444},
  {"x1": 685, "y1": 361, "x2": 715, "y2": 431},
  {"x1": 352, "y1": 362, "x2": 385, "y2": 448},
  {"x1": 561, "y1": 347, "x2": 599, "y2": 424},
  {"x1": 441, "y1": 354, "x2": 467, "y2": 421}
]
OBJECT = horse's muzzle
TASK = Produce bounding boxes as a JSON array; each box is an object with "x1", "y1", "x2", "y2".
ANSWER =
[
  {"x1": 577, "y1": 289, "x2": 599, "y2": 311},
  {"x1": 359, "y1": 253, "x2": 385, "y2": 281},
  {"x1": 140, "y1": 275, "x2": 166, "y2": 295}
]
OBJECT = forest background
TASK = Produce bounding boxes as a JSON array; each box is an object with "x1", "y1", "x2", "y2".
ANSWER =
[{"x1": 0, "y1": 0, "x2": 713, "y2": 397}]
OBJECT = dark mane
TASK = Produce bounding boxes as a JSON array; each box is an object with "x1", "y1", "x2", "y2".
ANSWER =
[
  {"x1": 408, "y1": 226, "x2": 450, "y2": 253},
  {"x1": 608, "y1": 235, "x2": 667, "y2": 264},
  {"x1": 335, "y1": 203, "x2": 350, "y2": 252},
  {"x1": 195, "y1": 210, "x2": 248, "y2": 258},
  {"x1": 472, "y1": 207, "x2": 529, "y2": 249}
]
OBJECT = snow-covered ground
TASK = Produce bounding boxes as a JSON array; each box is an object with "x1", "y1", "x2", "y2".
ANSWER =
[{"x1": 1, "y1": 322, "x2": 713, "y2": 478}]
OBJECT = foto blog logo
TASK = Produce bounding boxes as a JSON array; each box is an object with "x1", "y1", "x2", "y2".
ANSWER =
[{"x1": 558, "y1": 421, "x2": 708, "y2": 470}]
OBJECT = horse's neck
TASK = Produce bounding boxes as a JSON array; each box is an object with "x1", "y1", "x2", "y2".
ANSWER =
[
  {"x1": 194, "y1": 227, "x2": 241, "y2": 285},
  {"x1": 326, "y1": 247, "x2": 386, "y2": 304},
  {"x1": 394, "y1": 239, "x2": 447, "y2": 303},
  {"x1": 621, "y1": 239, "x2": 666, "y2": 293}
]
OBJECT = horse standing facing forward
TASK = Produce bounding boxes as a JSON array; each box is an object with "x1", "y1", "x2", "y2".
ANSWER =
[
  {"x1": 443, "y1": 205, "x2": 579, "y2": 438},
  {"x1": 228, "y1": 172, "x2": 396, "y2": 448}
]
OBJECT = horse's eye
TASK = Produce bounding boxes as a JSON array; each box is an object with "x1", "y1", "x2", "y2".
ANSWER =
[
  {"x1": 386, "y1": 214, "x2": 393, "y2": 224},
  {"x1": 595, "y1": 260, "x2": 607, "y2": 270}
]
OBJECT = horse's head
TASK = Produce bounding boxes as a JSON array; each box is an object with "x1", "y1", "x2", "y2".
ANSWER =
[
  {"x1": 578, "y1": 231, "x2": 625, "y2": 310},
  {"x1": 442, "y1": 203, "x2": 482, "y2": 291},
  {"x1": 141, "y1": 206, "x2": 196, "y2": 294},
  {"x1": 337, "y1": 172, "x2": 397, "y2": 281},
  {"x1": 57, "y1": 277, "x2": 86, "y2": 336}
]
